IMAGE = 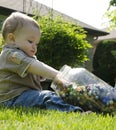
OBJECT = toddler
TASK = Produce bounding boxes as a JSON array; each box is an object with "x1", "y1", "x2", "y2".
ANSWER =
[{"x1": 0, "y1": 12, "x2": 83, "y2": 112}]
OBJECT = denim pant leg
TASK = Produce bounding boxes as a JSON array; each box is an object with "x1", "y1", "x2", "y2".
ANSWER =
[{"x1": 2, "y1": 89, "x2": 83, "y2": 112}]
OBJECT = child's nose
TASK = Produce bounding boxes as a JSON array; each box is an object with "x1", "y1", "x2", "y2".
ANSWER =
[{"x1": 32, "y1": 43, "x2": 36, "y2": 48}]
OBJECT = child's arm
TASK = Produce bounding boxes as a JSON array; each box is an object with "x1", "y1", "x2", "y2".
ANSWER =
[
  {"x1": 27, "y1": 59, "x2": 70, "y2": 87},
  {"x1": 27, "y1": 59, "x2": 58, "y2": 80}
]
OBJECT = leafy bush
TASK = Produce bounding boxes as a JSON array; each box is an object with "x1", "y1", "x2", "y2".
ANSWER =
[
  {"x1": 93, "y1": 40, "x2": 116, "y2": 86},
  {"x1": 36, "y1": 15, "x2": 91, "y2": 69}
]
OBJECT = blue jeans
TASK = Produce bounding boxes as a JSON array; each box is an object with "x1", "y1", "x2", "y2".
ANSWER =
[{"x1": 2, "y1": 89, "x2": 83, "y2": 112}]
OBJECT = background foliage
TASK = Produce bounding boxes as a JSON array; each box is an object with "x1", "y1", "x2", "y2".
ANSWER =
[
  {"x1": 36, "y1": 15, "x2": 91, "y2": 69},
  {"x1": 105, "y1": 0, "x2": 116, "y2": 30},
  {"x1": 110, "y1": 0, "x2": 116, "y2": 6},
  {"x1": 93, "y1": 40, "x2": 116, "y2": 86}
]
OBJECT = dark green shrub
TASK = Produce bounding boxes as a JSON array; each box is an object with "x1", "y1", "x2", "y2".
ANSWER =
[
  {"x1": 93, "y1": 40, "x2": 116, "y2": 86},
  {"x1": 36, "y1": 15, "x2": 91, "y2": 69}
]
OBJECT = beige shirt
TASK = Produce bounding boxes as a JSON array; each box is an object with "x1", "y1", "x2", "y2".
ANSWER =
[{"x1": 0, "y1": 44, "x2": 42, "y2": 102}]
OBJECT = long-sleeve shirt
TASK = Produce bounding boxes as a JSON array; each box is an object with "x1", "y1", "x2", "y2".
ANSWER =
[{"x1": 0, "y1": 44, "x2": 42, "y2": 102}]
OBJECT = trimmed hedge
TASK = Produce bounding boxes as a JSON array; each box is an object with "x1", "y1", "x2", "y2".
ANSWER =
[
  {"x1": 36, "y1": 15, "x2": 91, "y2": 69},
  {"x1": 93, "y1": 40, "x2": 116, "y2": 86}
]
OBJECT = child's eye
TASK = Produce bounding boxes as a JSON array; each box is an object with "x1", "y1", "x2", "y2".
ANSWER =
[{"x1": 28, "y1": 40, "x2": 33, "y2": 43}]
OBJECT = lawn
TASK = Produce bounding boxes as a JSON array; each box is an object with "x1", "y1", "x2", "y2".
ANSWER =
[{"x1": 0, "y1": 106, "x2": 116, "y2": 130}]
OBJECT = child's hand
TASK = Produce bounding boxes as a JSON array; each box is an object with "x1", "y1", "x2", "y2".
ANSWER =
[{"x1": 54, "y1": 74, "x2": 72, "y2": 90}]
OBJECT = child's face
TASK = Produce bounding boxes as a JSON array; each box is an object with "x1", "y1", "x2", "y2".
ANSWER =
[{"x1": 14, "y1": 24, "x2": 40, "y2": 57}]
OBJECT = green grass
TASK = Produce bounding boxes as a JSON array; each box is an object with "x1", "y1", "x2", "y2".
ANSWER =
[{"x1": 0, "y1": 107, "x2": 116, "y2": 130}]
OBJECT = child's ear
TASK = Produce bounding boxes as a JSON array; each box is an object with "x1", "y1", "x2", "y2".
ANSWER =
[{"x1": 7, "y1": 33, "x2": 15, "y2": 42}]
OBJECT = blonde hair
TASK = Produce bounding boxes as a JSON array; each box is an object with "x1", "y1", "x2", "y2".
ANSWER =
[{"x1": 2, "y1": 12, "x2": 40, "y2": 41}]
